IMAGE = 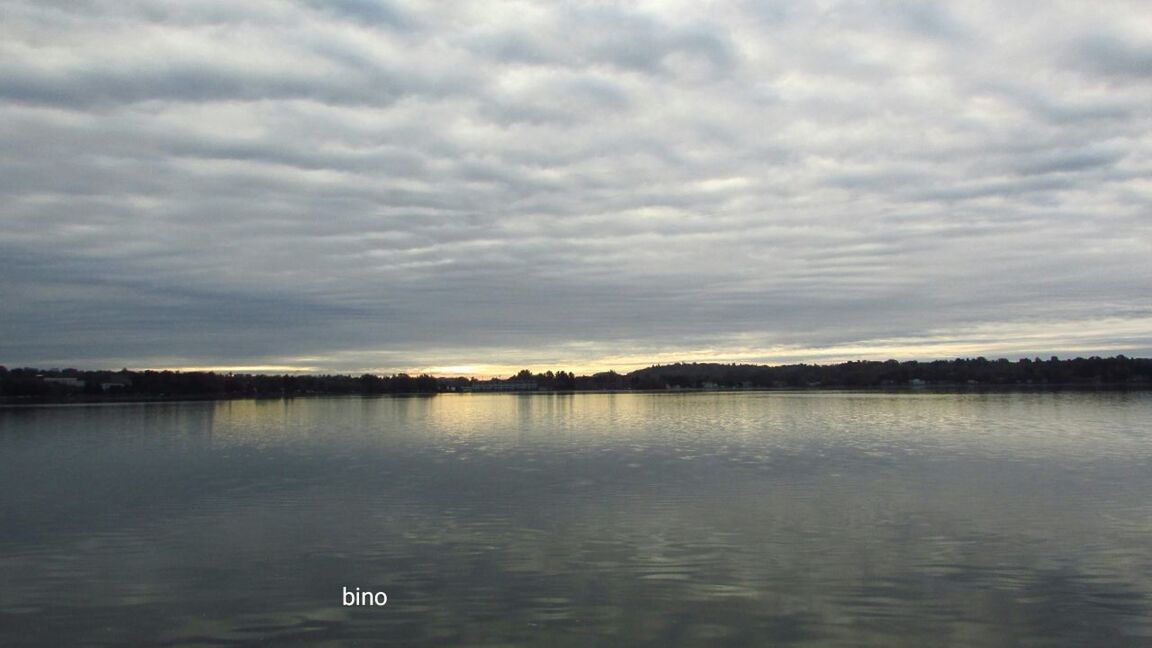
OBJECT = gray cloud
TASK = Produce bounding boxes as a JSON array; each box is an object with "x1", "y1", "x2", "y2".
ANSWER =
[
  {"x1": 1072, "y1": 34, "x2": 1152, "y2": 80},
  {"x1": 301, "y1": 0, "x2": 414, "y2": 29},
  {"x1": 1, "y1": 0, "x2": 1151, "y2": 373}
]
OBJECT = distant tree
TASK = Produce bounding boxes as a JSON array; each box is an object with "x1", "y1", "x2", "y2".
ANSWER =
[{"x1": 555, "y1": 370, "x2": 576, "y2": 390}]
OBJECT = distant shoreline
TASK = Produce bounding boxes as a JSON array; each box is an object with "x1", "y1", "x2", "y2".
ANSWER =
[
  {"x1": 3, "y1": 356, "x2": 1149, "y2": 405},
  {"x1": 4, "y1": 382, "x2": 1150, "y2": 407}
]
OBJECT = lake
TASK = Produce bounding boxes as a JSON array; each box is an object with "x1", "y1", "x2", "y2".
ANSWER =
[{"x1": 1, "y1": 391, "x2": 1151, "y2": 646}]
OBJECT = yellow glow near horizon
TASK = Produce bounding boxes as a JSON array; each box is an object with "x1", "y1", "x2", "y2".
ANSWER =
[
  {"x1": 150, "y1": 365, "x2": 320, "y2": 374},
  {"x1": 127, "y1": 316, "x2": 1152, "y2": 379}
]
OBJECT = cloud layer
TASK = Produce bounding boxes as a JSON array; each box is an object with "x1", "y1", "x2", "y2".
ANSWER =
[{"x1": 2, "y1": 0, "x2": 1150, "y2": 374}]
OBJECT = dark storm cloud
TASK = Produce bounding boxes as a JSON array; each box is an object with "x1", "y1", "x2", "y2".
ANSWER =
[{"x1": 1, "y1": 0, "x2": 1150, "y2": 372}]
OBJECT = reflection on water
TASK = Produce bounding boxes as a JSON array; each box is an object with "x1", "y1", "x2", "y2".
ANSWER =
[{"x1": 2, "y1": 392, "x2": 1152, "y2": 646}]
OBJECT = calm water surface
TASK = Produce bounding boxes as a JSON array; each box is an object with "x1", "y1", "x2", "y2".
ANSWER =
[{"x1": 1, "y1": 391, "x2": 1151, "y2": 646}]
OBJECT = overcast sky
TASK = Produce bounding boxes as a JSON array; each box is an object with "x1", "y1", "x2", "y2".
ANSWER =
[{"x1": 2, "y1": 0, "x2": 1150, "y2": 376}]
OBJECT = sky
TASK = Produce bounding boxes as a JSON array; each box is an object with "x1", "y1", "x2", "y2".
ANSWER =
[{"x1": 1, "y1": 0, "x2": 1150, "y2": 377}]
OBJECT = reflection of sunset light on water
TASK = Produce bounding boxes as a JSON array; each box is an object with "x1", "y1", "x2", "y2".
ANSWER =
[{"x1": 197, "y1": 391, "x2": 1152, "y2": 463}]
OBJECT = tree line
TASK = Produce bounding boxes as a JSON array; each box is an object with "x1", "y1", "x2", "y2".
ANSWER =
[
  {"x1": 624, "y1": 356, "x2": 1152, "y2": 389},
  {"x1": 1, "y1": 355, "x2": 1149, "y2": 401}
]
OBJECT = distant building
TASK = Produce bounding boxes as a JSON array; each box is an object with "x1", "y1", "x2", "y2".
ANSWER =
[
  {"x1": 465, "y1": 380, "x2": 538, "y2": 392},
  {"x1": 43, "y1": 377, "x2": 84, "y2": 388},
  {"x1": 101, "y1": 375, "x2": 133, "y2": 391}
]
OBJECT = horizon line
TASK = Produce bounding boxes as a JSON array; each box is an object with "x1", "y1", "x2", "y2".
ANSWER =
[{"x1": 9, "y1": 352, "x2": 1147, "y2": 381}]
